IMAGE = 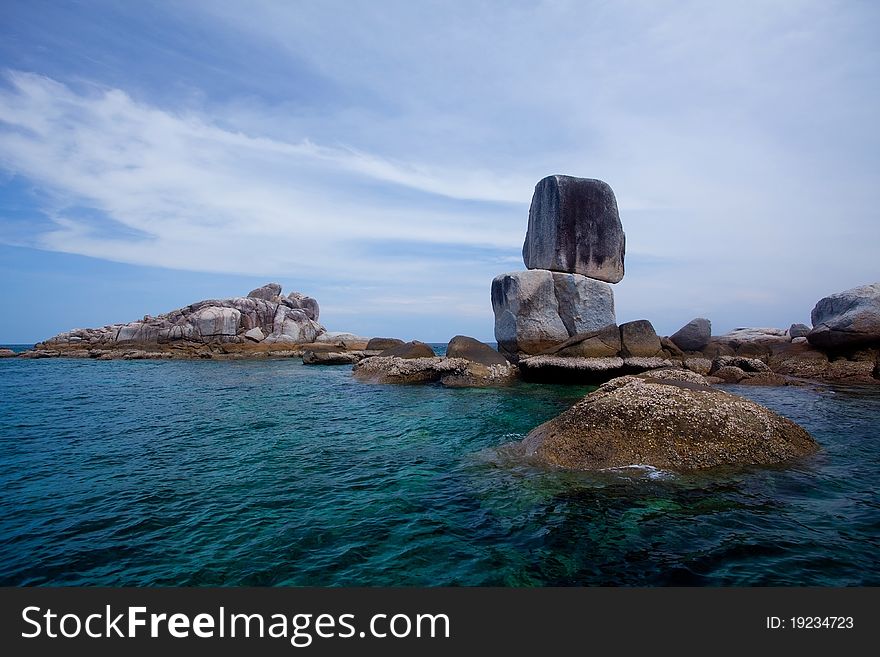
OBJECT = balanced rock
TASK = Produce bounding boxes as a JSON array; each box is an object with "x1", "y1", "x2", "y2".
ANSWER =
[
  {"x1": 378, "y1": 340, "x2": 435, "y2": 359},
  {"x1": 522, "y1": 175, "x2": 625, "y2": 283},
  {"x1": 619, "y1": 320, "x2": 661, "y2": 357},
  {"x1": 521, "y1": 374, "x2": 818, "y2": 471},
  {"x1": 446, "y1": 336, "x2": 509, "y2": 366},
  {"x1": 669, "y1": 317, "x2": 711, "y2": 351},
  {"x1": 491, "y1": 269, "x2": 615, "y2": 357},
  {"x1": 808, "y1": 283, "x2": 880, "y2": 349}
]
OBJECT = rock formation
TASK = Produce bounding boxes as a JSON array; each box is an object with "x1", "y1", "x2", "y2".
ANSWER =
[
  {"x1": 808, "y1": 283, "x2": 880, "y2": 349},
  {"x1": 492, "y1": 174, "x2": 624, "y2": 362},
  {"x1": 30, "y1": 283, "x2": 325, "y2": 358},
  {"x1": 521, "y1": 373, "x2": 818, "y2": 471}
]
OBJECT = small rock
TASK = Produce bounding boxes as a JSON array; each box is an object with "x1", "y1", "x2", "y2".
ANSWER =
[{"x1": 788, "y1": 323, "x2": 811, "y2": 339}]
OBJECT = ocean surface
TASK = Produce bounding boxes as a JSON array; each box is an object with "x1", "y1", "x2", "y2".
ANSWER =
[{"x1": 1, "y1": 345, "x2": 878, "y2": 586}]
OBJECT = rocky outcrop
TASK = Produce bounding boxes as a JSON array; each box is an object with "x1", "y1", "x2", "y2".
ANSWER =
[
  {"x1": 522, "y1": 175, "x2": 625, "y2": 283},
  {"x1": 0, "y1": 349, "x2": 15, "y2": 358},
  {"x1": 491, "y1": 269, "x2": 615, "y2": 358},
  {"x1": 619, "y1": 320, "x2": 661, "y2": 357},
  {"x1": 669, "y1": 318, "x2": 711, "y2": 352},
  {"x1": 521, "y1": 374, "x2": 818, "y2": 471},
  {"x1": 808, "y1": 283, "x2": 880, "y2": 349},
  {"x1": 34, "y1": 283, "x2": 325, "y2": 356}
]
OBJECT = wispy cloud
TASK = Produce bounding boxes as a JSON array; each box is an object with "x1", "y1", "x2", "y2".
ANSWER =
[{"x1": 1, "y1": 0, "x2": 879, "y2": 339}]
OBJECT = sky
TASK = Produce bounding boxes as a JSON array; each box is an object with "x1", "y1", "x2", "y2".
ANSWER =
[{"x1": 1, "y1": 0, "x2": 878, "y2": 343}]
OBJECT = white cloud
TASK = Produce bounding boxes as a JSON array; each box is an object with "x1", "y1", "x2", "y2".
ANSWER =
[{"x1": 2, "y1": 0, "x2": 879, "y2": 338}]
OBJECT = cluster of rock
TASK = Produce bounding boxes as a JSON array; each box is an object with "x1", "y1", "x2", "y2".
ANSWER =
[
  {"x1": 21, "y1": 283, "x2": 339, "y2": 359},
  {"x1": 351, "y1": 336, "x2": 517, "y2": 387}
]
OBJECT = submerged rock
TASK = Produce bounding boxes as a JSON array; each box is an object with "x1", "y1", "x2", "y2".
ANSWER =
[
  {"x1": 522, "y1": 175, "x2": 625, "y2": 283},
  {"x1": 521, "y1": 375, "x2": 818, "y2": 471},
  {"x1": 808, "y1": 283, "x2": 880, "y2": 349}
]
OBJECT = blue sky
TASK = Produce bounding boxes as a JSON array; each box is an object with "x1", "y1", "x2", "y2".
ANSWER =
[{"x1": 1, "y1": 0, "x2": 878, "y2": 343}]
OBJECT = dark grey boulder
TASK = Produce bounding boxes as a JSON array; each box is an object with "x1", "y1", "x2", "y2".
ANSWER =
[
  {"x1": 522, "y1": 175, "x2": 625, "y2": 283},
  {"x1": 247, "y1": 283, "x2": 282, "y2": 300},
  {"x1": 378, "y1": 340, "x2": 435, "y2": 359},
  {"x1": 808, "y1": 283, "x2": 880, "y2": 349},
  {"x1": 788, "y1": 323, "x2": 810, "y2": 339},
  {"x1": 446, "y1": 336, "x2": 509, "y2": 366},
  {"x1": 670, "y1": 318, "x2": 712, "y2": 352},
  {"x1": 366, "y1": 337, "x2": 405, "y2": 351},
  {"x1": 619, "y1": 320, "x2": 661, "y2": 357}
]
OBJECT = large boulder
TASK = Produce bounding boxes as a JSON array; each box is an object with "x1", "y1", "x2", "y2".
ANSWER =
[
  {"x1": 521, "y1": 374, "x2": 818, "y2": 471},
  {"x1": 247, "y1": 283, "x2": 282, "y2": 300},
  {"x1": 522, "y1": 175, "x2": 625, "y2": 283},
  {"x1": 446, "y1": 336, "x2": 509, "y2": 366},
  {"x1": 619, "y1": 320, "x2": 661, "y2": 357},
  {"x1": 378, "y1": 340, "x2": 435, "y2": 359},
  {"x1": 808, "y1": 283, "x2": 880, "y2": 349},
  {"x1": 669, "y1": 317, "x2": 711, "y2": 351},
  {"x1": 491, "y1": 269, "x2": 615, "y2": 357}
]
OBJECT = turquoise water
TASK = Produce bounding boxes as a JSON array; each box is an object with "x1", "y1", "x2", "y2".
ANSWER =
[{"x1": 1, "y1": 349, "x2": 878, "y2": 586}]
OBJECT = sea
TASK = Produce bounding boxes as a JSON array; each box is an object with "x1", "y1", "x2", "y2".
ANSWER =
[{"x1": 1, "y1": 344, "x2": 878, "y2": 586}]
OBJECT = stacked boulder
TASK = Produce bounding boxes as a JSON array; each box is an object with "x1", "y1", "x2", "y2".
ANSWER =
[
  {"x1": 492, "y1": 175, "x2": 646, "y2": 376},
  {"x1": 492, "y1": 176, "x2": 625, "y2": 361}
]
